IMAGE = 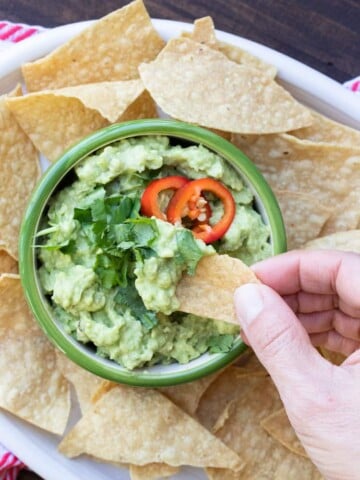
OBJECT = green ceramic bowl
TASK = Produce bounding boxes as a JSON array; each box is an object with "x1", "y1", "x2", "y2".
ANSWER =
[{"x1": 19, "y1": 119, "x2": 286, "y2": 387}]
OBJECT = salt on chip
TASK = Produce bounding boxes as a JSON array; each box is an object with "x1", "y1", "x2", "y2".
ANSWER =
[
  {"x1": 274, "y1": 190, "x2": 332, "y2": 249},
  {"x1": 176, "y1": 254, "x2": 259, "y2": 324},
  {"x1": 55, "y1": 351, "x2": 104, "y2": 414},
  {"x1": 0, "y1": 275, "x2": 70, "y2": 434},
  {"x1": 184, "y1": 16, "x2": 277, "y2": 78},
  {"x1": 205, "y1": 375, "x2": 322, "y2": 479},
  {"x1": 304, "y1": 229, "x2": 360, "y2": 253},
  {"x1": 129, "y1": 463, "x2": 179, "y2": 480},
  {"x1": 232, "y1": 132, "x2": 360, "y2": 232},
  {"x1": 6, "y1": 80, "x2": 157, "y2": 162},
  {"x1": 0, "y1": 89, "x2": 40, "y2": 259},
  {"x1": 22, "y1": 0, "x2": 165, "y2": 92},
  {"x1": 58, "y1": 385, "x2": 243, "y2": 471},
  {"x1": 0, "y1": 247, "x2": 18, "y2": 274},
  {"x1": 290, "y1": 110, "x2": 360, "y2": 146},
  {"x1": 139, "y1": 37, "x2": 312, "y2": 134},
  {"x1": 260, "y1": 408, "x2": 307, "y2": 457}
]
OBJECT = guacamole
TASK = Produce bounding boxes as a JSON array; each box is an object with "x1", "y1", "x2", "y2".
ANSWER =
[{"x1": 38, "y1": 136, "x2": 271, "y2": 369}]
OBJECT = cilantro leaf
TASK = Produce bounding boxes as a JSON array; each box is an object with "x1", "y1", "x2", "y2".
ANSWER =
[
  {"x1": 208, "y1": 334, "x2": 235, "y2": 353},
  {"x1": 115, "y1": 284, "x2": 158, "y2": 330},
  {"x1": 74, "y1": 207, "x2": 92, "y2": 223},
  {"x1": 175, "y1": 229, "x2": 205, "y2": 275}
]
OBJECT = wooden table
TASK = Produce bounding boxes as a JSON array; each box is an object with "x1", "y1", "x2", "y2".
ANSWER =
[{"x1": 1, "y1": 0, "x2": 359, "y2": 83}]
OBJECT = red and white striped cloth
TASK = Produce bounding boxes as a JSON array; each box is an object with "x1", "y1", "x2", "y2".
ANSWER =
[
  {"x1": 0, "y1": 443, "x2": 26, "y2": 480},
  {"x1": 0, "y1": 17, "x2": 359, "y2": 480},
  {"x1": 0, "y1": 20, "x2": 43, "y2": 47}
]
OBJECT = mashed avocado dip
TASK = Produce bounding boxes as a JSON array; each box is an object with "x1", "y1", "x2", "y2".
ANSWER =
[{"x1": 37, "y1": 136, "x2": 271, "y2": 370}]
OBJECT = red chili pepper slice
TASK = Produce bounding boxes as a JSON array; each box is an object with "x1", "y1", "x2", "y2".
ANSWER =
[
  {"x1": 166, "y1": 178, "x2": 236, "y2": 244},
  {"x1": 140, "y1": 176, "x2": 190, "y2": 220}
]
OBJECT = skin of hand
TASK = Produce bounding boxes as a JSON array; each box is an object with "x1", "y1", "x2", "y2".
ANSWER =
[{"x1": 234, "y1": 250, "x2": 360, "y2": 480}]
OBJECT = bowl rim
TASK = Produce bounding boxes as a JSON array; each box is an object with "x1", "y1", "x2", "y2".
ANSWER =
[{"x1": 19, "y1": 119, "x2": 287, "y2": 386}]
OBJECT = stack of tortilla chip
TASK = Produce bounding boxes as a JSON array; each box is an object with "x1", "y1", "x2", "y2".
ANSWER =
[{"x1": 0, "y1": 0, "x2": 359, "y2": 478}]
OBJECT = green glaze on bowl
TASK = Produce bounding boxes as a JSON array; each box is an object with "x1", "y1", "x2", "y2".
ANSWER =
[{"x1": 19, "y1": 119, "x2": 286, "y2": 387}]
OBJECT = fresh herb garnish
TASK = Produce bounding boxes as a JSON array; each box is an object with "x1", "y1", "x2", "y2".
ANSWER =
[
  {"x1": 208, "y1": 334, "x2": 235, "y2": 353},
  {"x1": 175, "y1": 229, "x2": 205, "y2": 275},
  {"x1": 115, "y1": 284, "x2": 158, "y2": 330}
]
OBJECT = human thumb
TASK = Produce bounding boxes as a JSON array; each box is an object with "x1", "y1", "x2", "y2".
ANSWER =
[{"x1": 234, "y1": 283, "x2": 327, "y2": 393}]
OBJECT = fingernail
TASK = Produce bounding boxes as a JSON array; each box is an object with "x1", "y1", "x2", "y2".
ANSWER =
[{"x1": 234, "y1": 284, "x2": 264, "y2": 328}]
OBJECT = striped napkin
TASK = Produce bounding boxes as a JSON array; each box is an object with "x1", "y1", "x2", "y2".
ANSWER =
[
  {"x1": 0, "y1": 442, "x2": 26, "y2": 480},
  {"x1": 0, "y1": 17, "x2": 359, "y2": 480}
]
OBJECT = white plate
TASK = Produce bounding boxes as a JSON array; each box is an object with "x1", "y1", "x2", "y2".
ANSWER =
[{"x1": 0, "y1": 18, "x2": 359, "y2": 480}]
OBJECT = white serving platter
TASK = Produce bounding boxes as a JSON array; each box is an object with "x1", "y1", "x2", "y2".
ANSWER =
[{"x1": 0, "y1": 18, "x2": 359, "y2": 480}]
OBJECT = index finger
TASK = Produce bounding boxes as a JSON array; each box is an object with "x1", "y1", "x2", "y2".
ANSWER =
[{"x1": 252, "y1": 249, "x2": 360, "y2": 312}]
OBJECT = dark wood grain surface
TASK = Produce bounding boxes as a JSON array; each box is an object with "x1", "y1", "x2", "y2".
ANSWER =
[{"x1": 1, "y1": 0, "x2": 359, "y2": 82}]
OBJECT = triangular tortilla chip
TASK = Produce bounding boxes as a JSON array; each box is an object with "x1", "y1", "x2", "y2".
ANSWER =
[
  {"x1": 130, "y1": 463, "x2": 179, "y2": 480},
  {"x1": 0, "y1": 247, "x2": 18, "y2": 274},
  {"x1": 183, "y1": 16, "x2": 276, "y2": 78},
  {"x1": 290, "y1": 110, "x2": 360, "y2": 146},
  {"x1": 260, "y1": 408, "x2": 307, "y2": 457},
  {"x1": 58, "y1": 385, "x2": 243, "y2": 471},
  {"x1": 158, "y1": 369, "x2": 222, "y2": 416},
  {"x1": 196, "y1": 367, "x2": 269, "y2": 431},
  {"x1": 22, "y1": 0, "x2": 165, "y2": 91},
  {"x1": 0, "y1": 89, "x2": 40, "y2": 258},
  {"x1": 304, "y1": 230, "x2": 360, "y2": 253},
  {"x1": 55, "y1": 351, "x2": 103, "y2": 414},
  {"x1": 139, "y1": 37, "x2": 312, "y2": 134},
  {"x1": 6, "y1": 81, "x2": 157, "y2": 161},
  {"x1": 232, "y1": 132, "x2": 360, "y2": 235},
  {"x1": 274, "y1": 190, "x2": 332, "y2": 249},
  {"x1": 318, "y1": 347, "x2": 346, "y2": 365},
  {"x1": 0, "y1": 275, "x2": 70, "y2": 434},
  {"x1": 176, "y1": 254, "x2": 259, "y2": 324},
  {"x1": 205, "y1": 375, "x2": 322, "y2": 479},
  {"x1": 319, "y1": 187, "x2": 360, "y2": 235}
]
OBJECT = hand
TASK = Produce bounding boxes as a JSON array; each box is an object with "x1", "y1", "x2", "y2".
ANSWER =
[{"x1": 234, "y1": 250, "x2": 360, "y2": 480}]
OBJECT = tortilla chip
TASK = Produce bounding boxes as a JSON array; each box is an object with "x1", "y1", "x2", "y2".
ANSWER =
[
  {"x1": 319, "y1": 347, "x2": 346, "y2": 365},
  {"x1": 290, "y1": 110, "x2": 360, "y2": 146},
  {"x1": 232, "y1": 133, "x2": 360, "y2": 232},
  {"x1": 50, "y1": 80, "x2": 155, "y2": 123},
  {"x1": 22, "y1": 0, "x2": 165, "y2": 92},
  {"x1": 260, "y1": 408, "x2": 307, "y2": 457},
  {"x1": 6, "y1": 81, "x2": 157, "y2": 162},
  {"x1": 205, "y1": 375, "x2": 322, "y2": 479},
  {"x1": 183, "y1": 16, "x2": 276, "y2": 78},
  {"x1": 274, "y1": 190, "x2": 332, "y2": 249},
  {"x1": 196, "y1": 366, "x2": 267, "y2": 430},
  {"x1": 186, "y1": 16, "x2": 218, "y2": 45},
  {"x1": 55, "y1": 352, "x2": 104, "y2": 414},
  {"x1": 177, "y1": 254, "x2": 259, "y2": 324},
  {"x1": 319, "y1": 187, "x2": 360, "y2": 235},
  {"x1": 304, "y1": 230, "x2": 360, "y2": 253},
  {"x1": 0, "y1": 275, "x2": 70, "y2": 434},
  {"x1": 129, "y1": 463, "x2": 179, "y2": 480},
  {"x1": 0, "y1": 90, "x2": 40, "y2": 259},
  {"x1": 58, "y1": 385, "x2": 243, "y2": 471},
  {"x1": 232, "y1": 348, "x2": 268, "y2": 375},
  {"x1": 158, "y1": 369, "x2": 223, "y2": 416},
  {"x1": 0, "y1": 248, "x2": 18, "y2": 274},
  {"x1": 139, "y1": 38, "x2": 312, "y2": 134}
]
